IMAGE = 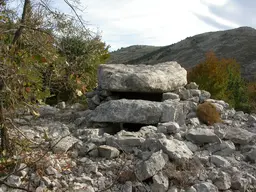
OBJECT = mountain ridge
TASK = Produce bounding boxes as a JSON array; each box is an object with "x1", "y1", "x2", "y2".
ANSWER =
[{"x1": 107, "y1": 26, "x2": 256, "y2": 81}]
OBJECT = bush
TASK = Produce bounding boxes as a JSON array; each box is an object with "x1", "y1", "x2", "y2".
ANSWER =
[{"x1": 196, "y1": 102, "x2": 222, "y2": 125}]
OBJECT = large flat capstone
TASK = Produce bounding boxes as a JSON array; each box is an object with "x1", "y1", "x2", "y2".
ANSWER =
[{"x1": 98, "y1": 62, "x2": 187, "y2": 92}]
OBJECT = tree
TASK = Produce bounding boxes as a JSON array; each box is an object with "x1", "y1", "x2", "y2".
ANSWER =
[
  {"x1": 188, "y1": 51, "x2": 250, "y2": 112},
  {"x1": 0, "y1": 0, "x2": 109, "y2": 154}
]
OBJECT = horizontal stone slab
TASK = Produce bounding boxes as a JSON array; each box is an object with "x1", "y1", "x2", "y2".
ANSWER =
[
  {"x1": 89, "y1": 99, "x2": 192, "y2": 125},
  {"x1": 98, "y1": 62, "x2": 187, "y2": 93}
]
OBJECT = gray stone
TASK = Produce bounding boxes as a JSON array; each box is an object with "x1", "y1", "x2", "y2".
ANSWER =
[
  {"x1": 86, "y1": 91, "x2": 96, "y2": 98},
  {"x1": 199, "y1": 90, "x2": 211, "y2": 103},
  {"x1": 168, "y1": 187, "x2": 179, "y2": 192},
  {"x1": 98, "y1": 145, "x2": 120, "y2": 159},
  {"x1": 139, "y1": 126, "x2": 158, "y2": 137},
  {"x1": 188, "y1": 117, "x2": 200, "y2": 126},
  {"x1": 185, "y1": 186, "x2": 197, "y2": 192},
  {"x1": 186, "y1": 128, "x2": 221, "y2": 144},
  {"x1": 231, "y1": 174, "x2": 249, "y2": 191},
  {"x1": 121, "y1": 181, "x2": 133, "y2": 192},
  {"x1": 179, "y1": 89, "x2": 201, "y2": 100},
  {"x1": 7, "y1": 175, "x2": 21, "y2": 187},
  {"x1": 248, "y1": 114, "x2": 256, "y2": 125},
  {"x1": 193, "y1": 182, "x2": 218, "y2": 192},
  {"x1": 74, "y1": 117, "x2": 86, "y2": 126},
  {"x1": 106, "y1": 135, "x2": 145, "y2": 151},
  {"x1": 245, "y1": 148, "x2": 256, "y2": 162},
  {"x1": 90, "y1": 99, "x2": 163, "y2": 124},
  {"x1": 161, "y1": 100, "x2": 188, "y2": 125},
  {"x1": 88, "y1": 148, "x2": 99, "y2": 157},
  {"x1": 213, "y1": 171, "x2": 231, "y2": 190},
  {"x1": 42, "y1": 176, "x2": 52, "y2": 187},
  {"x1": 17, "y1": 163, "x2": 29, "y2": 177},
  {"x1": 98, "y1": 62, "x2": 187, "y2": 92},
  {"x1": 91, "y1": 95, "x2": 101, "y2": 105},
  {"x1": 135, "y1": 150, "x2": 167, "y2": 181},
  {"x1": 179, "y1": 89, "x2": 191, "y2": 100},
  {"x1": 187, "y1": 96, "x2": 200, "y2": 103},
  {"x1": 151, "y1": 172, "x2": 169, "y2": 192},
  {"x1": 185, "y1": 82, "x2": 199, "y2": 89},
  {"x1": 78, "y1": 142, "x2": 97, "y2": 156},
  {"x1": 185, "y1": 141, "x2": 199, "y2": 152},
  {"x1": 210, "y1": 155, "x2": 231, "y2": 167},
  {"x1": 56, "y1": 101, "x2": 66, "y2": 109},
  {"x1": 207, "y1": 141, "x2": 236, "y2": 156},
  {"x1": 36, "y1": 186, "x2": 47, "y2": 192},
  {"x1": 52, "y1": 135, "x2": 80, "y2": 153},
  {"x1": 46, "y1": 166, "x2": 60, "y2": 177},
  {"x1": 157, "y1": 122, "x2": 180, "y2": 134},
  {"x1": 87, "y1": 98, "x2": 98, "y2": 110},
  {"x1": 157, "y1": 138, "x2": 193, "y2": 160},
  {"x1": 37, "y1": 105, "x2": 60, "y2": 117},
  {"x1": 225, "y1": 127, "x2": 255, "y2": 145},
  {"x1": 162, "y1": 92, "x2": 180, "y2": 101},
  {"x1": 70, "y1": 103, "x2": 86, "y2": 110}
]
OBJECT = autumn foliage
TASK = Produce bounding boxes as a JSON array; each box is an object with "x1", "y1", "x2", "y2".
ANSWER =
[{"x1": 188, "y1": 51, "x2": 252, "y2": 112}]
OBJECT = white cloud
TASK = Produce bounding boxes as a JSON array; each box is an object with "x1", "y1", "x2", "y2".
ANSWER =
[{"x1": 56, "y1": 0, "x2": 241, "y2": 51}]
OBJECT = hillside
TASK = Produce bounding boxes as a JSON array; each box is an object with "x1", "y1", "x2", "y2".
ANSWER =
[
  {"x1": 108, "y1": 27, "x2": 256, "y2": 81},
  {"x1": 106, "y1": 45, "x2": 161, "y2": 64}
]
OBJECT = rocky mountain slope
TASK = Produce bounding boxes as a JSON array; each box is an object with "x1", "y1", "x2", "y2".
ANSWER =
[
  {"x1": 107, "y1": 27, "x2": 256, "y2": 81},
  {"x1": 106, "y1": 45, "x2": 161, "y2": 64}
]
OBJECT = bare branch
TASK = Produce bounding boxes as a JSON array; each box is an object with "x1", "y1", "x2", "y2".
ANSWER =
[{"x1": 63, "y1": 0, "x2": 93, "y2": 37}]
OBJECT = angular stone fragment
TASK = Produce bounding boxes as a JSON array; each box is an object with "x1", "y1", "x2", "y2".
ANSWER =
[
  {"x1": 151, "y1": 172, "x2": 169, "y2": 192},
  {"x1": 157, "y1": 122, "x2": 180, "y2": 134},
  {"x1": 162, "y1": 92, "x2": 180, "y2": 101},
  {"x1": 157, "y1": 138, "x2": 193, "y2": 160},
  {"x1": 193, "y1": 182, "x2": 218, "y2": 192},
  {"x1": 231, "y1": 174, "x2": 249, "y2": 191},
  {"x1": 135, "y1": 150, "x2": 167, "y2": 181},
  {"x1": 246, "y1": 148, "x2": 256, "y2": 163},
  {"x1": 210, "y1": 155, "x2": 231, "y2": 167},
  {"x1": 206, "y1": 141, "x2": 236, "y2": 156},
  {"x1": 98, "y1": 145, "x2": 120, "y2": 159},
  {"x1": 98, "y1": 62, "x2": 187, "y2": 92},
  {"x1": 186, "y1": 128, "x2": 221, "y2": 144},
  {"x1": 106, "y1": 135, "x2": 145, "y2": 152},
  {"x1": 52, "y1": 135, "x2": 80, "y2": 154},
  {"x1": 225, "y1": 127, "x2": 255, "y2": 145},
  {"x1": 214, "y1": 171, "x2": 231, "y2": 190},
  {"x1": 161, "y1": 100, "x2": 188, "y2": 125}
]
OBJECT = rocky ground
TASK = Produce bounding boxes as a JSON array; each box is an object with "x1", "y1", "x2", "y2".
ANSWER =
[{"x1": 0, "y1": 83, "x2": 256, "y2": 192}]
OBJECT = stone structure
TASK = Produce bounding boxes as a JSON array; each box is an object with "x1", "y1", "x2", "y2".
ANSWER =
[{"x1": 86, "y1": 61, "x2": 201, "y2": 131}]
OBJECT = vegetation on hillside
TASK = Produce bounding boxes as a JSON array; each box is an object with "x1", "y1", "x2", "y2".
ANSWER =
[
  {"x1": 0, "y1": 0, "x2": 109, "y2": 155},
  {"x1": 106, "y1": 45, "x2": 161, "y2": 64},
  {"x1": 188, "y1": 51, "x2": 256, "y2": 113}
]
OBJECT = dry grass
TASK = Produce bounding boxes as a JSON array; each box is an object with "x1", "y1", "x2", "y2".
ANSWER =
[
  {"x1": 163, "y1": 158, "x2": 205, "y2": 188},
  {"x1": 196, "y1": 101, "x2": 222, "y2": 125}
]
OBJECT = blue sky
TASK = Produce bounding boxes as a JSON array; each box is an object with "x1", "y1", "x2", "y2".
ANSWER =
[{"x1": 55, "y1": 0, "x2": 253, "y2": 51}]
